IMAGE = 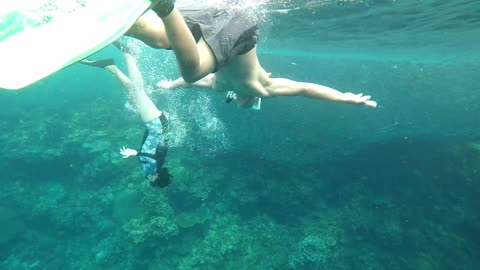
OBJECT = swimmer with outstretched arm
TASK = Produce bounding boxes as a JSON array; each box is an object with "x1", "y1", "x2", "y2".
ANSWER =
[{"x1": 124, "y1": 0, "x2": 377, "y2": 110}]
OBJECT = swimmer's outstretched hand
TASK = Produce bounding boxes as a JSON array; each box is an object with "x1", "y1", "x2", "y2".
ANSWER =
[
  {"x1": 343, "y1": 92, "x2": 377, "y2": 108},
  {"x1": 120, "y1": 147, "x2": 138, "y2": 158}
]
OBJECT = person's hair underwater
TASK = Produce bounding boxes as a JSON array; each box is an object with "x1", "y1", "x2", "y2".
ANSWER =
[{"x1": 151, "y1": 167, "x2": 172, "y2": 188}]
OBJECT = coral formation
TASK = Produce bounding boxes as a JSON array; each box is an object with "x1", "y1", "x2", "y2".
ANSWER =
[{"x1": 289, "y1": 235, "x2": 329, "y2": 269}]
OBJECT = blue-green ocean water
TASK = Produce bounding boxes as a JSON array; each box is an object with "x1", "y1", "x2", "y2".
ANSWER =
[{"x1": 1, "y1": 0, "x2": 480, "y2": 269}]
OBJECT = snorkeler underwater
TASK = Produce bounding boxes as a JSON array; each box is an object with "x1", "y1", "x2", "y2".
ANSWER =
[{"x1": 0, "y1": 0, "x2": 479, "y2": 269}]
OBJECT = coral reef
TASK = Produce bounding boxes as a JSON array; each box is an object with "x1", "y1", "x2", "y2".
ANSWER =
[
  {"x1": 123, "y1": 215, "x2": 178, "y2": 243},
  {"x1": 288, "y1": 235, "x2": 333, "y2": 269}
]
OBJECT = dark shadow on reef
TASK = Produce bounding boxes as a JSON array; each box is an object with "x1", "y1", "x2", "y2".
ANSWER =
[
  {"x1": 200, "y1": 150, "x2": 324, "y2": 224},
  {"x1": 201, "y1": 136, "x2": 480, "y2": 226},
  {"x1": 320, "y1": 136, "x2": 480, "y2": 268},
  {"x1": 323, "y1": 136, "x2": 480, "y2": 207},
  {"x1": 196, "y1": 136, "x2": 480, "y2": 269}
]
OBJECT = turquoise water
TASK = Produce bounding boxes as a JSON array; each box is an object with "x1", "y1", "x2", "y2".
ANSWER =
[{"x1": 1, "y1": 0, "x2": 480, "y2": 269}]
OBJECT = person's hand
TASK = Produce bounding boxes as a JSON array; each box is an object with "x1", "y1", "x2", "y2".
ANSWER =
[
  {"x1": 343, "y1": 92, "x2": 377, "y2": 108},
  {"x1": 156, "y1": 80, "x2": 174, "y2": 89},
  {"x1": 120, "y1": 147, "x2": 138, "y2": 158},
  {"x1": 225, "y1": 91, "x2": 237, "y2": 104}
]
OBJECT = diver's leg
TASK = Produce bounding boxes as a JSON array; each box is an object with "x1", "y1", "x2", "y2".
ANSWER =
[
  {"x1": 81, "y1": 55, "x2": 161, "y2": 121},
  {"x1": 81, "y1": 59, "x2": 133, "y2": 90},
  {"x1": 105, "y1": 65, "x2": 132, "y2": 91},
  {"x1": 151, "y1": 5, "x2": 216, "y2": 82},
  {"x1": 122, "y1": 52, "x2": 162, "y2": 122},
  {"x1": 125, "y1": 10, "x2": 170, "y2": 49}
]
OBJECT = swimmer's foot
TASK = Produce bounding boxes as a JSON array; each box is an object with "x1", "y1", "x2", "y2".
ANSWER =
[
  {"x1": 225, "y1": 91, "x2": 237, "y2": 104},
  {"x1": 113, "y1": 41, "x2": 132, "y2": 54},
  {"x1": 152, "y1": 0, "x2": 175, "y2": 17},
  {"x1": 80, "y1": 58, "x2": 114, "y2": 68}
]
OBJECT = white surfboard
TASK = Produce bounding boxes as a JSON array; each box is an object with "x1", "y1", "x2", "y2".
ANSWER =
[{"x1": 0, "y1": 0, "x2": 152, "y2": 90}]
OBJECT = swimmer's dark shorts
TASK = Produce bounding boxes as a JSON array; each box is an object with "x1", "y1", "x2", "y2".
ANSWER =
[{"x1": 177, "y1": 4, "x2": 259, "y2": 70}]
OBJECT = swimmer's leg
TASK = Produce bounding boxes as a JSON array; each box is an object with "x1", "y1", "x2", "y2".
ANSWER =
[
  {"x1": 151, "y1": 2, "x2": 216, "y2": 82},
  {"x1": 125, "y1": 10, "x2": 170, "y2": 49},
  {"x1": 80, "y1": 54, "x2": 161, "y2": 121},
  {"x1": 122, "y1": 51, "x2": 161, "y2": 122},
  {"x1": 80, "y1": 58, "x2": 132, "y2": 90}
]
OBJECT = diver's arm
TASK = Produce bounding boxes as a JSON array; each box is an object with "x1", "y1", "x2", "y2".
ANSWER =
[
  {"x1": 265, "y1": 78, "x2": 377, "y2": 108},
  {"x1": 156, "y1": 73, "x2": 215, "y2": 90}
]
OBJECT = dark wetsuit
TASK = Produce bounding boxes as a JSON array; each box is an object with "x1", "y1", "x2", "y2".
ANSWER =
[{"x1": 177, "y1": 2, "x2": 259, "y2": 70}]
